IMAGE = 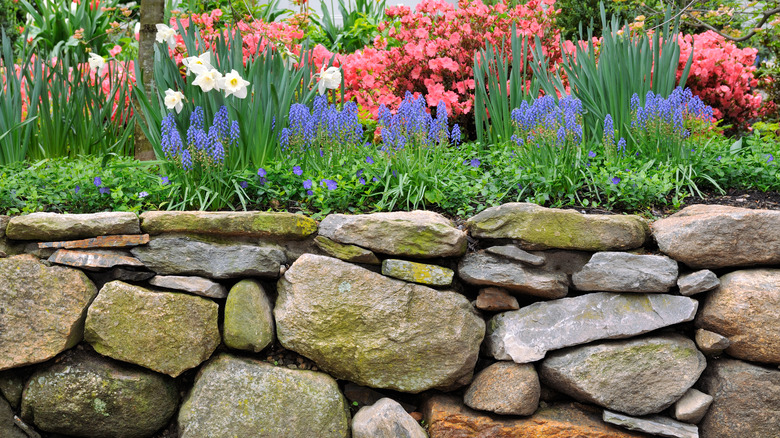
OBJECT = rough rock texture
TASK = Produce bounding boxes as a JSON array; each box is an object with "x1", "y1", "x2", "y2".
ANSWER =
[
  {"x1": 673, "y1": 389, "x2": 713, "y2": 424},
  {"x1": 485, "y1": 245, "x2": 546, "y2": 266},
  {"x1": 485, "y1": 293, "x2": 698, "y2": 363},
  {"x1": 131, "y1": 236, "x2": 285, "y2": 279},
  {"x1": 422, "y1": 394, "x2": 648, "y2": 438},
  {"x1": 84, "y1": 281, "x2": 220, "y2": 377},
  {"x1": 381, "y1": 259, "x2": 454, "y2": 286},
  {"x1": 603, "y1": 410, "x2": 699, "y2": 438},
  {"x1": 0, "y1": 368, "x2": 27, "y2": 409},
  {"x1": 0, "y1": 396, "x2": 26, "y2": 438},
  {"x1": 47, "y1": 248, "x2": 145, "y2": 269},
  {"x1": 178, "y1": 354, "x2": 350, "y2": 438},
  {"x1": 318, "y1": 211, "x2": 467, "y2": 258},
  {"x1": 149, "y1": 275, "x2": 227, "y2": 299},
  {"x1": 0, "y1": 256, "x2": 97, "y2": 370},
  {"x1": 652, "y1": 205, "x2": 780, "y2": 269},
  {"x1": 572, "y1": 252, "x2": 678, "y2": 293},
  {"x1": 223, "y1": 279, "x2": 275, "y2": 353},
  {"x1": 314, "y1": 236, "x2": 381, "y2": 264},
  {"x1": 694, "y1": 329, "x2": 731, "y2": 355},
  {"x1": 458, "y1": 251, "x2": 569, "y2": 299},
  {"x1": 697, "y1": 358, "x2": 780, "y2": 438},
  {"x1": 695, "y1": 269, "x2": 780, "y2": 364},
  {"x1": 352, "y1": 398, "x2": 427, "y2": 438},
  {"x1": 463, "y1": 361, "x2": 540, "y2": 416},
  {"x1": 466, "y1": 203, "x2": 649, "y2": 251},
  {"x1": 677, "y1": 270, "x2": 719, "y2": 296},
  {"x1": 38, "y1": 234, "x2": 150, "y2": 249},
  {"x1": 6, "y1": 212, "x2": 140, "y2": 241},
  {"x1": 539, "y1": 334, "x2": 707, "y2": 416},
  {"x1": 275, "y1": 254, "x2": 484, "y2": 393},
  {"x1": 139, "y1": 210, "x2": 318, "y2": 239},
  {"x1": 0, "y1": 215, "x2": 8, "y2": 238},
  {"x1": 475, "y1": 287, "x2": 519, "y2": 311},
  {"x1": 20, "y1": 348, "x2": 178, "y2": 438}
]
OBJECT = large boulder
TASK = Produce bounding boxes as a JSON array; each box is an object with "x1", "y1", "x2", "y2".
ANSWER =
[
  {"x1": 318, "y1": 211, "x2": 467, "y2": 258},
  {"x1": 572, "y1": 252, "x2": 678, "y2": 293},
  {"x1": 485, "y1": 292, "x2": 698, "y2": 363},
  {"x1": 84, "y1": 281, "x2": 220, "y2": 377},
  {"x1": 539, "y1": 334, "x2": 707, "y2": 416},
  {"x1": 696, "y1": 269, "x2": 780, "y2": 364},
  {"x1": 223, "y1": 279, "x2": 275, "y2": 353},
  {"x1": 697, "y1": 358, "x2": 780, "y2": 438},
  {"x1": 20, "y1": 348, "x2": 178, "y2": 438},
  {"x1": 178, "y1": 354, "x2": 350, "y2": 438},
  {"x1": 458, "y1": 251, "x2": 569, "y2": 299},
  {"x1": 652, "y1": 205, "x2": 780, "y2": 269},
  {"x1": 140, "y1": 211, "x2": 317, "y2": 239},
  {"x1": 466, "y1": 203, "x2": 648, "y2": 251},
  {"x1": 0, "y1": 255, "x2": 97, "y2": 370},
  {"x1": 275, "y1": 254, "x2": 484, "y2": 393},
  {"x1": 352, "y1": 398, "x2": 427, "y2": 438},
  {"x1": 463, "y1": 361, "x2": 540, "y2": 416},
  {"x1": 6, "y1": 212, "x2": 140, "y2": 240}
]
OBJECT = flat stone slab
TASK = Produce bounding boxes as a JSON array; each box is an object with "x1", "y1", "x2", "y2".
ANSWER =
[
  {"x1": 38, "y1": 234, "x2": 150, "y2": 249},
  {"x1": 485, "y1": 245, "x2": 546, "y2": 266},
  {"x1": 6, "y1": 212, "x2": 140, "y2": 241},
  {"x1": 485, "y1": 292, "x2": 698, "y2": 363},
  {"x1": 140, "y1": 211, "x2": 317, "y2": 239},
  {"x1": 677, "y1": 270, "x2": 719, "y2": 296},
  {"x1": 458, "y1": 251, "x2": 569, "y2": 299},
  {"x1": 466, "y1": 203, "x2": 649, "y2": 251},
  {"x1": 314, "y1": 236, "x2": 381, "y2": 265},
  {"x1": 572, "y1": 252, "x2": 678, "y2": 293},
  {"x1": 603, "y1": 410, "x2": 699, "y2": 438},
  {"x1": 318, "y1": 211, "x2": 467, "y2": 258},
  {"x1": 149, "y1": 275, "x2": 227, "y2": 298},
  {"x1": 48, "y1": 249, "x2": 145, "y2": 269},
  {"x1": 381, "y1": 259, "x2": 454, "y2": 286}
]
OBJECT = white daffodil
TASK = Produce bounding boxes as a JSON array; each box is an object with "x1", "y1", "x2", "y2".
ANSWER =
[
  {"x1": 182, "y1": 52, "x2": 213, "y2": 76},
  {"x1": 192, "y1": 69, "x2": 223, "y2": 93},
  {"x1": 316, "y1": 66, "x2": 341, "y2": 95},
  {"x1": 218, "y1": 69, "x2": 251, "y2": 99},
  {"x1": 155, "y1": 23, "x2": 178, "y2": 46},
  {"x1": 164, "y1": 89, "x2": 186, "y2": 113},
  {"x1": 87, "y1": 52, "x2": 107, "y2": 76}
]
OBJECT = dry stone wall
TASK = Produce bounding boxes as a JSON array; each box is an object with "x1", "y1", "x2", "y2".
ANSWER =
[{"x1": 0, "y1": 204, "x2": 778, "y2": 438}]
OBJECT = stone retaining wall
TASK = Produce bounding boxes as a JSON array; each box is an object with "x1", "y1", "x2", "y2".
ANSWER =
[{"x1": 1, "y1": 204, "x2": 778, "y2": 438}]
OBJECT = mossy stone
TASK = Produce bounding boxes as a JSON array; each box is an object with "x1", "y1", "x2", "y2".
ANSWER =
[
  {"x1": 6, "y1": 212, "x2": 140, "y2": 241},
  {"x1": 223, "y1": 279, "x2": 275, "y2": 352},
  {"x1": 314, "y1": 236, "x2": 380, "y2": 264},
  {"x1": 381, "y1": 259, "x2": 454, "y2": 286},
  {"x1": 140, "y1": 211, "x2": 317, "y2": 240}
]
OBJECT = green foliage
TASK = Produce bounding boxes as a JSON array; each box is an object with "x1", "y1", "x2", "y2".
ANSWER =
[
  {"x1": 310, "y1": 0, "x2": 387, "y2": 53},
  {"x1": 0, "y1": 0, "x2": 22, "y2": 47},
  {"x1": 0, "y1": 30, "x2": 41, "y2": 165},
  {"x1": 554, "y1": 0, "x2": 628, "y2": 39}
]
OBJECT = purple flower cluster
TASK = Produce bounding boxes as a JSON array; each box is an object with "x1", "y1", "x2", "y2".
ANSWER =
[
  {"x1": 509, "y1": 95, "x2": 584, "y2": 148},
  {"x1": 281, "y1": 95, "x2": 363, "y2": 155},
  {"x1": 376, "y1": 92, "x2": 460, "y2": 152},
  {"x1": 630, "y1": 87, "x2": 714, "y2": 139},
  {"x1": 160, "y1": 105, "x2": 240, "y2": 171}
]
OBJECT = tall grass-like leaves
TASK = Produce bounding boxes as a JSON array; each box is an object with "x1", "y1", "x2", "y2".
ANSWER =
[
  {"x1": 313, "y1": 0, "x2": 387, "y2": 53},
  {"x1": 0, "y1": 30, "x2": 41, "y2": 165}
]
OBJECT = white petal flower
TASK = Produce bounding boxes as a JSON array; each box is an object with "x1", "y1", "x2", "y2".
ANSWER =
[
  {"x1": 218, "y1": 69, "x2": 251, "y2": 99},
  {"x1": 182, "y1": 52, "x2": 213, "y2": 76},
  {"x1": 87, "y1": 52, "x2": 107, "y2": 76},
  {"x1": 192, "y1": 69, "x2": 223, "y2": 93},
  {"x1": 164, "y1": 89, "x2": 186, "y2": 113},
  {"x1": 316, "y1": 66, "x2": 341, "y2": 95},
  {"x1": 155, "y1": 23, "x2": 178, "y2": 46}
]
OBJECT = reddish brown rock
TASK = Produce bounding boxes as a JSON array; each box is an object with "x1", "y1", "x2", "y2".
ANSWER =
[
  {"x1": 464, "y1": 361, "x2": 540, "y2": 416},
  {"x1": 47, "y1": 249, "x2": 145, "y2": 269},
  {"x1": 475, "y1": 287, "x2": 520, "y2": 311},
  {"x1": 38, "y1": 234, "x2": 150, "y2": 249}
]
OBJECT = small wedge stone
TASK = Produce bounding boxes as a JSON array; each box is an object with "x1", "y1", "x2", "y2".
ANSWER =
[
  {"x1": 485, "y1": 245, "x2": 546, "y2": 266},
  {"x1": 314, "y1": 236, "x2": 380, "y2": 265},
  {"x1": 674, "y1": 389, "x2": 713, "y2": 424},
  {"x1": 149, "y1": 275, "x2": 227, "y2": 299},
  {"x1": 381, "y1": 259, "x2": 454, "y2": 286},
  {"x1": 678, "y1": 270, "x2": 719, "y2": 296},
  {"x1": 475, "y1": 287, "x2": 520, "y2": 311},
  {"x1": 603, "y1": 410, "x2": 699, "y2": 438},
  {"x1": 695, "y1": 329, "x2": 731, "y2": 355}
]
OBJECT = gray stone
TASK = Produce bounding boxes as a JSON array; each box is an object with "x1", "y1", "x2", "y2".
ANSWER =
[
  {"x1": 603, "y1": 410, "x2": 699, "y2": 438},
  {"x1": 485, "y1": 292, "x2": 698, "y2": 363},
  {"x1": 674, "y1": 389, "x2": 713, "y2": 424},
  {"x1": 678, "y1": 270, "x2": 719, "y2": 296},
  {"x1": 149, "y1": 275, "x2": 227, "y2": 299},
  {"x1": 695, "y1": 329, "x2": 731, "y2": 355},
  {"x1": 352, "y1": 398, "x2": 427, "y2": 438},
  {"x1": 572, "y1": 252, "x2": 678, "y2": 293},
  {"x1": 131, "y1": 236, "x2": 285, "y2": 279},
  {"x1": 178, "y1": 354, "x2": 350, "y2": 438},
  {"x1": 0, "y1": 255, "x2": 97, "y2": 371},
  {"x1": 0, "y1": 368, "x2": 26, "y2": 409},
  {"x1": 140, "y1": 210, "x2": 318, "y2": 239},
  {"x1": 381, "y1": 259, "x2": 454, "y2": 286},
  {"x1": 458, "y1": 251, "x2": 569, "y2": 299},
  {"x1": 223, "y1": 279, "x2": 275, "y2": 353},
  {"x1": 20, "y1": 348, "x2": 178, "y2": 438},
  {"x1": 539, "y1": 334, "x2": 707, "y2": 416},
  {"x1": 47, "y1": 248, "x2": 145, "y2": 270},
  {"x1": 6, "y1": 212, "x2": 140, "y2": 241},
  {"x1": 85, "y1": 268, "x2": 155, "y2": 287},
  {"x1": 485, "y1": 245, "x2": 546, "y2": 266},
  {"x1": 464, "y1": 362, "x2": 540, "y2": 416},
  {"x1": 698, "y1": 358, "x2": 780, "y2": 438},
  {"x1": 37, "y1": 234, "x2": 150, "y2": 249},
  {"x1": 318, "y1": 211, "x2": 467, "y2": 258},
  {"x1": 0, "y1": 215, "x2": 8, "y2": 238},
  {"x1": 314, "y1": 236, "x2": 381, "y2": 265},
  {"x1": 0, "y1": 397, "x2": 26, "y2": 438},
  {"x1": 84, "y1": 281, "x2": 220, "y2": 377},
  {"x1": 275, "y1": 254, "x2": 484, "y2": 393},
  {"x1": 475, "y1": 287, "x2": 520, "y2": 311}
]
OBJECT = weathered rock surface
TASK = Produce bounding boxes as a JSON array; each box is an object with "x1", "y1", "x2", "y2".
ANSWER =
[
  {"x1": 84, "y1": 281, "x2": 220, "y2": 377},
  {"x1": 178, "y1": 354, "x2": 350, "y2": 438},
  {"x1": 0, "y1": 368, "x2": 27, "y2": 409},
  {"x1": 485, "y1": 245, "x2": 546, "y2": 266},
  {"x1": 572, "y1": 252, "x2": 678, "y2": 293},
  {"x1": 696, "y1": 269, "x2": 780, "y2": 364},
  {"x1": 85, "y1": 268, "x2": 155, "y2": 290},
  {"x1": 422, "y1": 394, "x2": 647, "y2": 438},
  {"x1": 140, "y1": 210, "x2": 318, "y2": 239},
  {"x1": 466, "y1": 203, "x2": 649, "y2": 251},
  {"x1": 149, "y1": 275, "x2": 227, "y2": 299},
  {"x1": 20, "y1": 348, "x2": 178, "y2": 438},
  {"x1": 697, "y1": 358, "x2": 780, "y2": 438},
  {"x1": 677, "y1": 270, "x2": 719, "y2": 296},
  {"x1": 314, "y1": 235, "x2": 381, "y2": 264},
  {"x1": 475, "y1": 287, "x2": 519, "y2": 311},
  {"x1": 6, "y1": 212, "x2": 140, "y2": 241},
  {"x1": 0, "y1": 256, "x2": 97, "y2": 370},
  {"x1": 673, "y1": 389, "x2": 713, "y2": 424},
  {"x1": 694, "y1": 329, "x2": 731, "y2": 355},
  {"x1": 539, "y1": 334, "x2": 707, "y2": 416},
  {"x1": 603, "y1": 410, "x2": 699, "y2": 438},
  {"x1": 652, "y1": 205, "x2": 780, "y2": 268},
  {"x1": 0, "y1": 215, "x2": 9, "y2": 238},
  {"x1": 131, "y1": 236, "x2": 285, "y2": 279},
  {"x1": 318, "y1": 211, "x2": 467, "y2": 258},
  {"x1": 459, "y1": 251, "x2": 569, "y2": 299},
  {"x1": 48, "y1": 248, "x2": 145, "y2": 269},
  {"x1": 485, "y1": 293, "x2": 698, "y2": 363},
  {"x1": 463, "y1": 361, "x2": 540, "y2": 416},
  {"x1": 352, "y1": 398, "x2": 427, "y2": 438},
  {"x1": 38, "y1": 234, "x2": 150, "y2": 249},
  {"x1": 275, "y1": 254, "x2": 484, "y2": 393},
  {"x1": 223, "y1": 279, "x2": 275, "y2": 353},
  {"x1": 0, "y1": 396, "x2": 26, "y2": 438},
  {"x1": 381, "y1": 259, "x2": 454, "y2": 286}
]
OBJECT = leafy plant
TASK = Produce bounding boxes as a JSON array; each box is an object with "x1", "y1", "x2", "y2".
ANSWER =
[
  {"x1": 0, "y1": 29, "x2": 41, "y2": 165},
  {"x1": 311, "y1": 0, "x2": 387, "y2": 53}
]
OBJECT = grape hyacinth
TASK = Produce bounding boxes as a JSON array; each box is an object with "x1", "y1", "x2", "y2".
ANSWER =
[
  {"x1": 510, "y1": 95, "x2": 584, "y2": 148},
  {"x1": 159, "y1": 106, "x2": 240, "y2": 170},
  {"x1": 376, "y1": 92, "x2": 457, "y2": 153},
  {"x1": 280, "y1": 95, "x2": 363, "y2": 157}
]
